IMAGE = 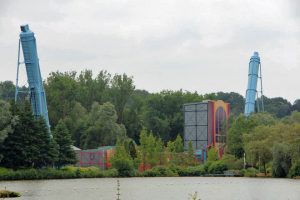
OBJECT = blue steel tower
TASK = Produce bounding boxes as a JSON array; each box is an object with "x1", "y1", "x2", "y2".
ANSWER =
[
  {"x1": 244, "y1": 52, "x2": 264, "y2": 116},
  {"x1": 15, "y1": 24, "x2": 51, "y2": 132}
]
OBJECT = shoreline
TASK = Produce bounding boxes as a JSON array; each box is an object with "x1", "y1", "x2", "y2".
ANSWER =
[{"x1": 0, "y1": 170, "x2": 298, "y2": 181}]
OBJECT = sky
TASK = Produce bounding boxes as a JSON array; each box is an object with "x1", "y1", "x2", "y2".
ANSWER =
[{"x1": 0, "y1": 0, "x2": 299, "y2": 102}]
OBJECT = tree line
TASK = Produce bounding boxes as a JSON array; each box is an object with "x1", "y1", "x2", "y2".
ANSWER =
[
  {"x1": 0, "y1": 69, "x2": 300, "y2": 177},
  {"x1": 1, "y1": 69, "x2": 299, "y2": 150},
  {"x1": 228, "y1": 112, "x2": 300, "y2": 177}
]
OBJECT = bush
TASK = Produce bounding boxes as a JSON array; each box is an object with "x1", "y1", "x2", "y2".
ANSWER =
[
  {"x1": 203, "y1": 161, "x2": 213, "y2": 172},
  {"x1": 0, "y1": 167, "x2": 121, "y2": 180},
  {"x1": 177, "y1": 166, "x2": 205, "y2": 176},
  {"x1": 140, "y1": 166, "x2": 178, "y2": 177},
  {"x1": 79, "y1": 167, "x2": 103, "y2": 178},
  {"x1": 220, "y1": 154, "x2": 243, "y2": 170},
  {"x1": 112, "y1": 157, "x2": 134, "y2": 177},
  {"x1": 103, "y1": 168, "x2": 119, "y2": 177},
  {"x1": 141, "y1": 169, "x2": 160, "y2": 177},
  {"x1": 289, "y1": 160, "x2": 300, "y2": 178},
  {"x1": 208, "y1": 161, "x2": 228, "y2": 174},
  {"x1": 152, "y1": 166, "x2": 178, "y2": 177},
  {"x1": 241, "y1": 167, "x2": 258, "y2": 177},
  {"x1": 0, "y1": 167, "x2": 11, "y2": 174}
]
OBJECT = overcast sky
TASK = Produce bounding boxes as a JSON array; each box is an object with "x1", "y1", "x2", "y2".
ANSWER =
[{"x1": 0, "y1": 0, "x2": 299, "y2": 102}]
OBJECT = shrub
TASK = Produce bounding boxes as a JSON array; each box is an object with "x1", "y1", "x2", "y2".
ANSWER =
[
  {"x1": 0, "y1": 167, "x2": 11, "y2": 174},
  {"x1": 103, "y1": 168, "x2": 119, "y2": 177},
  {"x1": 203, "y1": 161, "x2": 213, "y2": 173},
  {"x1": 152, "y1": 166, "x2": 178, "y2": 177},
  {"x1": 140, "y1": 166, "x2": 178, "y2": 177},
  {"x1": 177, "y1": 166, "x2": 205, "y2": 176},
  {"x1": 141, "y1": 169, "x2": 160, "y2": 177},
  {"x1": 220, "y1": 154, "x2": 243, "y2": 170},
  {"x1": 112, "y1": 158, "x2": 134, "y2": 177},
  {"x1": 111, "y1": 139, "x2": 135, "y2": 177},
  {"x1": 208, "y1": 161, "x2": 228, "y2": 174},
  {"x1": 79, "y1": 167, "x2": 102, "y2": 178},
  {"x1": 0, "y1": 167, "x2": 121, "y2": 180},
  {"x1": 289, "y1": 160, "x2": 300, "y2": 178},
  {"x1": 241, "y1": 167, "x2": 258, "y2": 177}
]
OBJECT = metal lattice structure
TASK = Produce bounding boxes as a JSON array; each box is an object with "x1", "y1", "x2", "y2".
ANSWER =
[
  {"x1": 244, "y1": 52, "x2": 264, "y2": 116},
  {"x1": 15, "y1": 24, "x2": 50, "y2": 132}
]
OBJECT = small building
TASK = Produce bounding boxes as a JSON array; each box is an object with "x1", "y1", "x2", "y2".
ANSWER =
[
  {"x1": 76, "y1": 146, "x2": 115, "y2": 169},
  {"x1": 183, "y1": 100, "x2": 230, "y2": 158}
]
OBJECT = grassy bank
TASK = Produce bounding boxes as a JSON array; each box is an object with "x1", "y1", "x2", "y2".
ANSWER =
[
  {"x1": 0, "y1": 167, "x2": 118, "y2": 181},
  {"x1": 0, "y1": 165, "x2": 297, "y2": 180},
  {"x1": 0, "y1": 190, "x2": 21, "y2": 198},
  {"x1": 0, "y1": 165, "x2": 251, "y2": 181}
]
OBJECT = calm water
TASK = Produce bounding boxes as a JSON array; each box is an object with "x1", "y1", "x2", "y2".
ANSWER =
[{"x1": 1, "y1": 177, "x2": 300, "y2": 200}]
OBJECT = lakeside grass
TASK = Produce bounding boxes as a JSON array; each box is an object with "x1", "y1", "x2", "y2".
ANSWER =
[
  {"x1": 0, "y1": 166, "x2": 296, "y2": 180},
  {"x1": 0, "y1": 190, "x2": 21, "y2": 198},
  {"x1": 0, "y1": 166, "x2": 265, "y2": 181}
]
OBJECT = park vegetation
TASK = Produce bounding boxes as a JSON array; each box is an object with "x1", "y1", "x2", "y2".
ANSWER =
[{"x1": 0, "y1": 69, "x2": 300, "y2": 179}]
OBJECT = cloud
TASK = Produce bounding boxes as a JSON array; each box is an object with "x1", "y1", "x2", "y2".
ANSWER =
[{"x1": 0, "y1": 0, "x2": 299, "y2": 102}]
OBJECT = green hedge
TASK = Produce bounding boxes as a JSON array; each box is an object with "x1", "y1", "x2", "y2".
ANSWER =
[
  {"x1": 0, "y1": 167, "x2": 119, "y2": 180},
  {"x1": 140, "y1": 166, "x2": 178, "y2": 177},
  {"x1": 177, "y1": 166, "x2": 205, "y2": 176}
]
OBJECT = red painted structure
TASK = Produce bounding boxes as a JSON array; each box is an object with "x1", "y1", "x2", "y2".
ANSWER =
[
  {"x1": 76, "y1": 146, "x2": 115, "y2": 169},
  {"x1": 184, "y1": 100, "x2": 230, "y2": 159}
]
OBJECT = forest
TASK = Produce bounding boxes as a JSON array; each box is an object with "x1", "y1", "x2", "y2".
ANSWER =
[{"x1": 0, "y1": 69, "x2": 300, "y2": 178}]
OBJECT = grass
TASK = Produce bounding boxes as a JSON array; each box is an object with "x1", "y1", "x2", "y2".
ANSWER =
[
  {"x1": 0, "y1": 167, "x2": 118, "y2": 180},
  {"x1": 0, "y1": 190, "x2": 21, "y2": 198}
]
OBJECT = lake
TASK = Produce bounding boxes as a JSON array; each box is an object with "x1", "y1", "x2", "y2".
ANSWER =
[{"x1": 1, "y1": 177, "x2": 300, "y2": 200}]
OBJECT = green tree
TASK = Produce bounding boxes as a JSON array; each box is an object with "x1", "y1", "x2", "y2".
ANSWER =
[
  {"x1": 139, "y1": 129, "x2": 163, "y2": 167},
  {"x1": 110, "y1": 74, "x2": 135, "y2": 124},
  {"x1": 34, "y1": 118, "x2": 59, "y2": 168},
  {"x1": 292, "y1": 99, "x2": 300, "y2": 112},
  {"x1": 1, "y1": 102, "x2": 57, "y2": 169},
  {"x1": 0, "y1": 100, "x2": 14, "y2": 161},
  {"x1": 187, "y1": 140, "x2": 195, "y2": 165},
  {"x1": 0, "y1": 81, "x2": 15, "y2": 101},
  {"x1": 123, "y1": 90, "x2": 146, "y2": 143},
  {"x1": 174, "y1": 134, "x2": 184, "y2": 153},
  {"x1": 45, "y1": 71, "x2": 79, "y2": 126},
  {"x1": 227, "y1": 115, "x2": 255, "y2": 158},
  {"x1": 82, "y1": 102, "x2": 126, "y2": 149},
  {"x1": 263, "y1": 96, "x2": 292, "y2": 118},
  {"x1": 53, "y1": 120, "x2": 76, "y2": 168},
  {"x1": 243, "y1": 125, "x2": 273, "y2": 175},
  {"x1": 272, "y1": 143, "x2": 292, "y2": 177},
  {"x1": 111, "y1": 139, "x2": 134, "y2": 177},
  {"x1": 228, "y1": 113, "x2": 276, "y2": 158},
  {"x1": 166, "y1": 134, "x2": 184, "y2": 165},
  {"x1": 77, "y1": 70, "x2": 111, "y2": 110},
  {"x1": 143, "y1": 91, "x2": 201, "y2": 142},
  {"x1": 215, "y1": 92, "x2": 244, "y2": 116},
  {"x1": 207, "y1": 148, "x2": 219, "y2": 162},
  {"x1": 63, "y1": 102, "x2": 88, "y2": 148}
]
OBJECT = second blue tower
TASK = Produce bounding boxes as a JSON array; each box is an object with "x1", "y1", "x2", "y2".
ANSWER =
[{"x1": 244, "y1": 52, "x2": 260, "y2": 116}]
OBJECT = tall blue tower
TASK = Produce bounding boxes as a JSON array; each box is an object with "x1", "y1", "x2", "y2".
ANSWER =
[
  {"x1": 15, "y1": 24, "x2": 51, "y2": 132},
  {"x1": 244, "y1": 52, "x2": 264, "y2": 116}
]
